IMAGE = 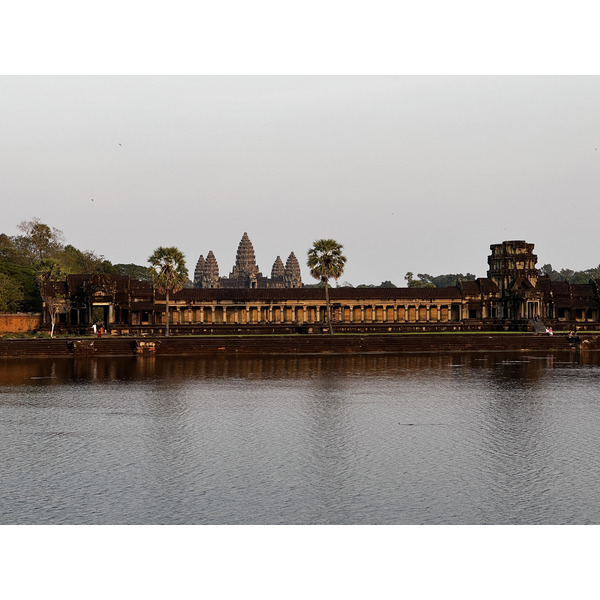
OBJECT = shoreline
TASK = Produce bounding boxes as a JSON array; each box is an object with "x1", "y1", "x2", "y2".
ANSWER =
[{"x1": 1, "y1": 332, "x2": 598, "y2": 358}]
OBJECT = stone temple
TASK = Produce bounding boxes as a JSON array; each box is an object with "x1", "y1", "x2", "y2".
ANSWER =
[
  {"x1": 194, "y1": 232, "x2": 302, "y2": 289},
  {"x1": 38, "y1": 240, "x2": 600, "y2": 335}
]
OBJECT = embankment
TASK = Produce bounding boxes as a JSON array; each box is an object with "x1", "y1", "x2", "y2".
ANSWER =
[{"x1": 0, "y1": 333, "x2": 598, "y2": 358}]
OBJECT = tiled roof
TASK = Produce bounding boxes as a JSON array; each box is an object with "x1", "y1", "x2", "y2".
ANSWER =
[
  {"x1": 478, "y1": 278, "x2": 499, "y2": 293},
  {"x1": 571, "y1": 284, "x2": 595, "y2": 297},
  {"x1": 164, "y1": 286, "x2": 464, "y2": 302}
]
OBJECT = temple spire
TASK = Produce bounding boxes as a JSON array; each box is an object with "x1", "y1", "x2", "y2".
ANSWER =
[
  {"x1": 194, "y1": 255, "x2": 205, "y2": 288},
  {"x1": 271, "y1": 256, "x2": 285, "y2": 279},
  {"x1": 231, "y1": 232, "x2": 259, "y2": 278},
  {"x1": 284, "y1": 252, "x2": 302, "y2": 288},
  {"x1": 204, "y1": 251, "x2": 220, "y2": 288}
]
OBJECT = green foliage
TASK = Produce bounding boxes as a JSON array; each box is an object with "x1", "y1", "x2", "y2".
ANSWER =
[
  {"x1": 62, "y1": 245, "x2": 115, "y2": 274},
  {"x1": 18, "y1": 217, "x2": 64, "y2": 260},
  {"x1": 539, "y1": 263, "x2": 561, "y2": 280},
  {"x1": 406, "y1": 271, "x2": 475, "y2": 288},
  {"x1": 307, "y1": 239, "x2": 347, "y2": 284},
  {"x1": 37, "y1": 258, "x2": 68, "y2": 283},
  {"x1": 114, "y1": 263, "x2": 153, "y2": 281},
  {"x1": 408, "y1": 280, "x2": 436, "y2": 289},
  {"x1": 0, "y1": 258, "x2": 42, "y2": 312},
  {"x1": 539, "y1": 263, "x2": 600, "y2": 283},
  {"x1": 148, "y1": 247, "x2": 189, "y2": 293},
  {"x1": 0, "y1": 273, "x2": 25, "y2": 312},
  {"x1": 418, "y1": 273, "x2": 476, "y2": 288}
]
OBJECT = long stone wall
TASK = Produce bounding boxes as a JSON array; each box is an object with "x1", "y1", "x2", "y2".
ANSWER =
[
  {"x1": 1, "y1": 333, "x2": 598, "y2": 358},
  {"x1": 0, "y1": 313, "x2": 42, "y2": 334}
]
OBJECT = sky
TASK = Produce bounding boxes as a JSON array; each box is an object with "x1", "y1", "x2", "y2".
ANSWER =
[{"x1": 2, "y1": 75, "x2": 599, "y2": 286}]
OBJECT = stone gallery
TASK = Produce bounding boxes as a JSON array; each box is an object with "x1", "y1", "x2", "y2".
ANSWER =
[{"x1": 41, "y1": 237, "x2": 600, "y2": 334}]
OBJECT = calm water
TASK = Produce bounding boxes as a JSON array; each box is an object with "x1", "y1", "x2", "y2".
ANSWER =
[{"x1": 1, "y1": 351, "x2": 599, "y2": 524}]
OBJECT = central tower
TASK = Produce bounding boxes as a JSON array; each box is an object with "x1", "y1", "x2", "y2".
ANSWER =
[{"x1": 230, "y1": 232, "x2": 260, "y2": 280}]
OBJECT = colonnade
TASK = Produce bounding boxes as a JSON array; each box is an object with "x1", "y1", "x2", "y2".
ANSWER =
[{"x1": 142, "y1": 301, "x2": 470, "y2": 326}]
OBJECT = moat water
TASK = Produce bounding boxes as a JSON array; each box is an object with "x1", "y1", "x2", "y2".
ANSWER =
[{"x1": 1, "y1": 351, "x2": 600, "y2": 524}]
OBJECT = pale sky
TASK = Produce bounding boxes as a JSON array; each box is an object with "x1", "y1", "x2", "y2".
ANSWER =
[
  {"x1": 1, "y1": 76, "x2": 600, "y2": 285},
  {"x1": 2, "y1": 76, "x2": 599, "y2": 285}
]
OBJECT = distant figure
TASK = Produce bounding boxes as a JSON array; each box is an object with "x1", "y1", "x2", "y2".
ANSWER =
[
  {"x1": 547, "y1": 327, "x2": 553, "y2": 336},
  {"x1": 98, "y1": 326, "x2": 104, "y2": 338},
  {"x1": 92, "y1": 323, "x2": 97, "y2": 335}
]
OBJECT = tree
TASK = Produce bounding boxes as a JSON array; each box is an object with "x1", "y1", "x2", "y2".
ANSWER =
[
  {"x1": 44, "y1": 292, "x2": 70, "y2": 338},
  {"x1": 114, "y1": 263, "x2": 153, "y2": 281},
  {"x1": 307, "y1": 239, "x2": 347, "y2": 335},
  {"x1": 148, "y1": 246, "x2": 188, "y2": 337},
  {"x1": 0, "y1": 273, "x2": 25, "y2": 312},
  {"x1": 62, "y1": 244, "x2": 114, "y2": 274},
  {"x1": 559, "y1": 268, "x2": 575, "y2": 282},
  {"x1": 18, "y1": 217, "x2": 64, "y2": 260},
  {"x1": 405, "y1": 271, "x2": 476, "y2": 288},
  {"x1": 37, "y1": 259, "x2": 68, "y2": 337}
]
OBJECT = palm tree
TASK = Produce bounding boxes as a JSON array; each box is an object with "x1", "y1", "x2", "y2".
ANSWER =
[
  {"x1": 148, "y1": 246, "x2": 188, "y2": 337},
  {"x1": 307, "y1": 239, "x2": 347, "y2": 335}
]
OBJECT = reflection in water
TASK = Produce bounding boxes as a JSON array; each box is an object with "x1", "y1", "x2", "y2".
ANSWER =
[
  {"x1": 1, "y1": 351, "x2": 599, "y2": 524},
  {"x1": 2, "y1": 350, "x2": 597, "y2": 385}
]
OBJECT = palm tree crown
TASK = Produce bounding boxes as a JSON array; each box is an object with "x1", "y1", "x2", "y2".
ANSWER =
[
  {"x1": 148, "y1": 246, "x2": 188, "y2": 336},
  {"x1": 307, "y1": 239, "x2": 347, "y2": 334},
  {"x1": 307, "y1": 239, "x2": 346, "y2": 283}
]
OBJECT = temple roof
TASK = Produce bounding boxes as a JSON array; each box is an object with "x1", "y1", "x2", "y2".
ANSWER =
[{"x1": 165, "y1": 286, "x2": 464, "y2": 302}]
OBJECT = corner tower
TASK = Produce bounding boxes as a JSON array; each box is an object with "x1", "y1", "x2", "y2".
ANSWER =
[{"x1": 487, "y1": 240, "x2": 538, "y2": 294}]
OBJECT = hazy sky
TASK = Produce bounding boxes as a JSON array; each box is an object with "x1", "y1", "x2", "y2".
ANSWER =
[{"x1": 2, "y1": 76, "x2": 599, "y2": 285}]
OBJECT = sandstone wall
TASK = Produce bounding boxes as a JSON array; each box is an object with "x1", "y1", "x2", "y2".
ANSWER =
[{"x1": 0, "y1": 313, "x2": 43, "y2": 334}]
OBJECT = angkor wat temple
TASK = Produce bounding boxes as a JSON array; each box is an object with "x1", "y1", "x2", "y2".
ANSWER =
[
  {"x1": 40, "y1": 240, "x2": 600, "y2": 334},
  {"x1": 194, "y1": 232, "x2": 302, "y2": 289}
]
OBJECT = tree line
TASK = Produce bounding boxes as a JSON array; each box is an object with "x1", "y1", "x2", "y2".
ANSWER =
[{"x1": 0, "y1": 217, "x2": 151, "y2": 313}]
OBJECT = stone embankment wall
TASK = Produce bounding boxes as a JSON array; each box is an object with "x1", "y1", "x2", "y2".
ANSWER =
[
  {"x1": 0, "y1": 313, "x2": 42, "y2": 334},
  {"x1": 0, "y1": 333, "x2": 598, "y2": 358}
]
